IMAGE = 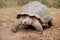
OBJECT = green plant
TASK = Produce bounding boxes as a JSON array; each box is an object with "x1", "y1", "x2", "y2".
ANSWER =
[{"x1": 54, "y1": 0, "x2": 60, "y2": 8}]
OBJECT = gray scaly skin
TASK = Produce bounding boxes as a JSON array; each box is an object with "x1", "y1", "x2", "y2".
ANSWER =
[{"x1": 11, "y1": 16, "x2": 43, "y2": 33}]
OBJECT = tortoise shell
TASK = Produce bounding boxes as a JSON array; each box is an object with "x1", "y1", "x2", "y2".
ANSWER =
[{"x1": 17, "y1": 1, "x2": 52, "y2": 23}]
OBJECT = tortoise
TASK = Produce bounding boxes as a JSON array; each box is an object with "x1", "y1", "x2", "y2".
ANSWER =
[{"x1": 10, "y1": 1, "x2": 53, "y2": 33}]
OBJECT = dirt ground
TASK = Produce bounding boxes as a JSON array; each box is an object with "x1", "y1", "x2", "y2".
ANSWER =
[{"x1": 0, "y1": 7, "x2": 60, "y2": 40}]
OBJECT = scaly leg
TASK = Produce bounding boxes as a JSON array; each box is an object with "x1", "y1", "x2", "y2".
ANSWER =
[
  {"x1": 11, "y1": 19, "x2": 22, "y2": 32},
  {"x1": 31, "y1": 18, "x2": 43, "y2": 33}
]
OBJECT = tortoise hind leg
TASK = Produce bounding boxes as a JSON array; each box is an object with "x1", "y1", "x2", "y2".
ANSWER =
[{"x1": 48, "y1": 20, "x2": 53, "y2": 26}]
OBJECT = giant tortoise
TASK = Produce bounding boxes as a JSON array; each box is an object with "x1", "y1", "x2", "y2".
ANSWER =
[{"x1": 10, "y1": 1, "x2": 53, "y2": 33}]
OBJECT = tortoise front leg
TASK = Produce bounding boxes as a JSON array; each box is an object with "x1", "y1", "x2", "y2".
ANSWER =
[
  {"x1": 31, "y1": 18, "x2": 43, "y2": 33},
  {"x1": 11, "y1": 19, "x2": 22, "y2": 32}
]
